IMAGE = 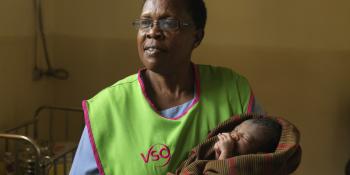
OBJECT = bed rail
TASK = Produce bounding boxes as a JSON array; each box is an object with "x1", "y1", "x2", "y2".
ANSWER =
[
  {"x1": 0, "y1": 133, "x2": 42, "y2": 175},
  {"x1": 1, "y1": 105, "x2": 84, "y2": 175}
]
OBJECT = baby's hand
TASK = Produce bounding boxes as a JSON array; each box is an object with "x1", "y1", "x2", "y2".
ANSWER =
[{"x1": 214, "y1": 133, "x2": 236, "y2": 160}]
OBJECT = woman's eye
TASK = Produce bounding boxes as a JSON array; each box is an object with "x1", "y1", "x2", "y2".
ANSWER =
[
  {"x1": 140, "y1": 20, "x2": 152, "y2": 27},
  {"x1": 162, "y1": 20, "x2": 178, "y2": 29}
]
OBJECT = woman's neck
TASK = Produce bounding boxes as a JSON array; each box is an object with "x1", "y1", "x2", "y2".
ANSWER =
[{"x1": 143, "y1": 63, "x2": 195, "y2": 110}]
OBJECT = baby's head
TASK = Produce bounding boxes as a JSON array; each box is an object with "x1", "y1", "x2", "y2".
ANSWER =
[{"x1": 230, "y1": 118, "x2": 281, "y2": 155}]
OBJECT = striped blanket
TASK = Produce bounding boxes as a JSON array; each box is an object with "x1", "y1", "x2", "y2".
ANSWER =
[{"x1": 168, "y1": 114, "x2": 302, "y2": 175}]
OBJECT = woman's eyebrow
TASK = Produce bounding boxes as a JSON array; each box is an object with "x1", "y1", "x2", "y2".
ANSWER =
[
  {"x1": 140, "y1": 13, "x2": 152, "y2": 18},
  {"x1": 140, "y1": 10, "x2": 174, "y2": 18}
]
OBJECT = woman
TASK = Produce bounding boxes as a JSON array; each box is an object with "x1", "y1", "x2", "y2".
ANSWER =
[{"x1": 70, "y1": 0, "x2": 262, "y2": 174}]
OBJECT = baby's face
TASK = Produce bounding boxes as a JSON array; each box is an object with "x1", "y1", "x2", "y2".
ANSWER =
[{"x1": 230, "y1": 120, "x2": 266, "y2": 155}]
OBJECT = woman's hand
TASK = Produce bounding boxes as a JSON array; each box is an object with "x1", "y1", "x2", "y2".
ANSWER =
[{"x1": 214, "y1": 133, "x2": 236, "y2": 160}]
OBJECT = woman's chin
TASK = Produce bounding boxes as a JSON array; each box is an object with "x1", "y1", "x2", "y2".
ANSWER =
[
  {"x1": 140, "y1": 55, "x2": 190, "y2": 75},
  {"x1": 144, "y1": 64, "x2": 174, "y2": 76},
  {"x1": 142, "y1": 57, "x2": 168, "y2": 71}
]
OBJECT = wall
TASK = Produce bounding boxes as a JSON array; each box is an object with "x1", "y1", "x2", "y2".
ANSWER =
[
  {"x1": 0, "y1": 0, "x2": 53, "y2": 130},
  {"x1": 50, "y1": 0, "x2": 142, "y2": 107}
]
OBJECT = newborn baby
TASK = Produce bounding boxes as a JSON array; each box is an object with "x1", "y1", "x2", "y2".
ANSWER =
[{"x1": 214, "y1": 118, "x2": 281, "y2": 160}]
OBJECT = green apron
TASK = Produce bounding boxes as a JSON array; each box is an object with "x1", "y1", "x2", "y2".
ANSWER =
[{"x1": 83, "y1": 64, "x2": 253, "y2": 175}]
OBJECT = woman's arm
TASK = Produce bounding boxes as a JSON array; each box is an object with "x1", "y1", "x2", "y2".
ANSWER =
[
  {"x1": 251, "y1": 96, "x2": 265, "y2": 114},
  {"x1": 70, "y1": 127, "x2": 99, "y2": 175}
]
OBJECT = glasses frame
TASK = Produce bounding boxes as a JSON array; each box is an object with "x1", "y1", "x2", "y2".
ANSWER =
[{"x1": 132, "y1": 18, "x2": 192, "y2": 32}]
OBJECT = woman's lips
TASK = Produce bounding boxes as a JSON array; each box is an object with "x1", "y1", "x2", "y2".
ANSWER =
[{"x1": 144, "y1": 46, "x2": 165, "y2": 56}]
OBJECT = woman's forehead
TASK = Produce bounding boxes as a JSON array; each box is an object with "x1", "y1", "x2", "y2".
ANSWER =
[{"x1": 141, "y1": 0, "x2": 189, "y2": 18}]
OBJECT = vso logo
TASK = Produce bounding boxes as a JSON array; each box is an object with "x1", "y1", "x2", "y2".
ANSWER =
[{"x1": 140, "y1": 144, "x2": 171, "y2": 167}]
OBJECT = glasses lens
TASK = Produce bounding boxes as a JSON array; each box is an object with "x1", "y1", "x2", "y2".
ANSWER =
[
  {"x1": 132, "y1": 19, "x2": 152, "y2": 30},
  {"x1": 159, "y1": 19, "x2": 178, "y2": 31},
  {"x1": 139, "y1": 19, "x2": 152, "y2": 29},
  {"x1": 133, "y1": 19, "x2": 187, "y2": 31}
]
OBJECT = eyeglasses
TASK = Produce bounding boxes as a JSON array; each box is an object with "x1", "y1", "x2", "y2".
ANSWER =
[{"x1": 132, "y1": 19, "x2": 192, "y2": 32}]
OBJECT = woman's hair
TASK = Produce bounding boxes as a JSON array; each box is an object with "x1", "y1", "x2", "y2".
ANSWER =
[
  {"x1": 142, "y1": 0, "x2": 207, "y2": 30},
  {"x1": 187, "y1": 0, "x2": 207, "y2": 30},
  {"x1": 249, "y1": 118, "x2": 282, "y2": 153}
]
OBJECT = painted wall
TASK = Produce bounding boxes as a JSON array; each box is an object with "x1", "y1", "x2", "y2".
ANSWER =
[
  {"x1": 0, "y1": 0, "x2": 53, "y2": 130},
  {"x1": 1, "y1": 0, "x2": 349, "y2": 174}
]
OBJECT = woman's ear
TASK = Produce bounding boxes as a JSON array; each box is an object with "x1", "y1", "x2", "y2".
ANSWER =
[{"x1": 193, "y1": 29, "x2": 204, "y2": 49}]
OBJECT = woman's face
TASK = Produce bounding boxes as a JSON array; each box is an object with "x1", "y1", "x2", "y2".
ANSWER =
[{"x1": 137, "y1": 0, "x2": 200, "y2": 74}]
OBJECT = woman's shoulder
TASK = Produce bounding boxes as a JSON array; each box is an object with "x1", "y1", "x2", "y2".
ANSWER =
[
  {"x1": 197, "y1": 64, "x2": 247, "y2": 81},
  {"x1": 110, "y1": 73, "x2": 139, "y2": 87},
  {"x1": 88, "y1": 73, "x2": 139, "y2": 102}
]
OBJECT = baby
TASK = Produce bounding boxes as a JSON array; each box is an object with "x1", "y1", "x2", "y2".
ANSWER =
[{"x1": 214, "y1": 118, "x2": 281, "y2": 160}]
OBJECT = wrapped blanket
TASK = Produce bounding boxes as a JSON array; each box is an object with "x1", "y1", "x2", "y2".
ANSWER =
[{"x1": 169, "y1": 114, "x2": 301, "y2": 175}]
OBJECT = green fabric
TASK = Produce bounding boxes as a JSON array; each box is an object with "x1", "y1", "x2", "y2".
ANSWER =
[{"x1": 85, "y1": 64, "x2": 252, "y2": 175}]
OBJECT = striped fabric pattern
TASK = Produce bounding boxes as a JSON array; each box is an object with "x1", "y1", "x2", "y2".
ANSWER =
[{"x1": 168, "y1": 114, "x2": 302, "y2": 175}]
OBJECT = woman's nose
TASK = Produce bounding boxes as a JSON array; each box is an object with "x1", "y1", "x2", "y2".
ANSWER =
[{"x1": 146, "y1": 23, "x2": 164, "y2": 39}]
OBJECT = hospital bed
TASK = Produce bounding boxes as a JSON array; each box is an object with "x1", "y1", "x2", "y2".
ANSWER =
[{"x1": 0, "y1": 106, "x2": 84, "y2": 175}]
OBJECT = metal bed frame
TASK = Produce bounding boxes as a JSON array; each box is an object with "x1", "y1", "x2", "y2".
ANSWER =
[{"x1": 0, "y1": 106, "x2": 84, "y2": 175}]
